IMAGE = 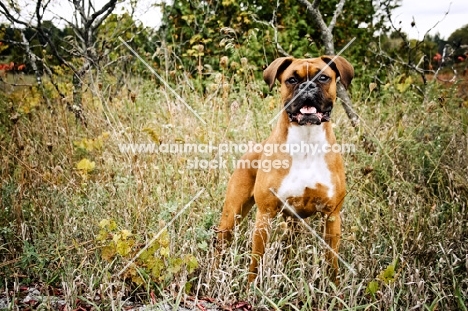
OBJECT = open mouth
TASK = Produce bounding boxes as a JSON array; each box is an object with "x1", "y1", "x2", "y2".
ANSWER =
[{"x1": 288, "y1": 106, "x2": 331, "y2": 125}]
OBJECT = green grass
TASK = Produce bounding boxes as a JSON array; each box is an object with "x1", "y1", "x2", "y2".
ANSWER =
[{"x1": 0, "y1": 68, "x2": 467, "y2": 310}]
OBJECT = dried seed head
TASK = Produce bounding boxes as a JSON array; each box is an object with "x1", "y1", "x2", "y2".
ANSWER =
[
  {"x1": 240, "y1": 57, "x2": 248, "y2": 67},
  {"x1": 220, "y1": 56, "x2": 229, "y2": 69},
  {"x1": 230, "y1": 61, "x2": 239, "y2": 70},
  {"x1": 130, "y1": 92, "x2": 137, "y2": 103}
]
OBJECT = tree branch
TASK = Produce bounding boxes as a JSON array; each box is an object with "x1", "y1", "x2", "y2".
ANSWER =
[
  {"x1": 20, "y1": 30, "x2": 42, "y2": 86},
  {"x1": 337, "y1": 83, "x2": 359, "y2": 126},
  {"x1": 0, "y1": 2, "x2": 30, "y2": 27},
  {"x1": 254, "y1": 6, "x2": 290, "y2": 58},
  {"x1": 91, "y1": 4, "x2": 117, "y2": 32},
  {"x1": 86, "y1": 0, "x2": 118, "y2": 30},
  {"x1": 297, "y1": 0, "x2": 358, "y2": 125},
  {"x1": 297, "y1": 0, "x2": 334, "y2": 54},
  {"x1": 328, "y1": 0, "x2": 346, "y2": 33}
]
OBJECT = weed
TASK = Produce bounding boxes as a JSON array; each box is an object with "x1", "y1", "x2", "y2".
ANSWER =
[{"x1": 0, "y1": 66, "x2": 467, "y2": 309}]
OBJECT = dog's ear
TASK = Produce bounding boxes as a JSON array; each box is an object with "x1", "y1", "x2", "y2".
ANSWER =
[
  {"x1": 320, "y1": 55, "x2": 354, "y2": 89},
  {"x1": 263, "y1": 57, "x2": 294, "y2": 91}
]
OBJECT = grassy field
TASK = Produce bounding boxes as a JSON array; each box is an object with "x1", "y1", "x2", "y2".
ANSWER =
[{"x1": 0, "y1": 65, "x2": 467, "y2": 310}]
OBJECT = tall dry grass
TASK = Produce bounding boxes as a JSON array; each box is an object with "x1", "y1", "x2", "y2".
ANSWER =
[{"x1": 0, "y1": 66, "x2": 467, "y2": 310}]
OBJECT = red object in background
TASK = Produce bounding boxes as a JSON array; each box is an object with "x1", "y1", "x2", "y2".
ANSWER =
[
  {"x1": 0, "y1": 62, "x2": 14, "y2": 71},
  {"x1": 0, "y1": 62, "x2": 25, "y2": 71},
  {"x1": 433, "y1": 53, "x2": 442, "y2": 61}
]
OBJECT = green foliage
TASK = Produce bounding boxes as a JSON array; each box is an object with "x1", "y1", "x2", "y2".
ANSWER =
[
  {"x1": 378, "y1": 260, "x2": 397, "y2": 284},
  {"x1": 366, "y1": 261, "x2": 398, "y2": 297},
  {"x1": 377, "y1": 34, "x2": 439, "y2": 68},
  {"x1": 0, "y1": 22, "x2": 73, "y2": 72},
  {"x1": 448, "y1": 24, "x2": 468, "y2": 45},
  {"x1": 0, "y1": 26, "x2": 8, "y2": 54},
  {"x1": 0, "y1": 65, "x2": 467, "y2": 308},
  {"x1": 157, "y1": 0, "x2": 388, "y2": 79},
  {"x1": 74, "y1": 132, "x2": 110, "y2": 154},
  {"x1": 447, "y1": 24, "x2": 468, "y2": 61},
  {"x1": 97, "y1": 13, "x2": 155, "y2": 77},
  {"x1": 366, "y1": 280, "x2": 379, "y2": 296},
  {"x1": 1, "y1": 1, "x2": 468, "y2": 308},
  {"x1": 96, "y1": 219, "x2": 198, "y2": 292}
]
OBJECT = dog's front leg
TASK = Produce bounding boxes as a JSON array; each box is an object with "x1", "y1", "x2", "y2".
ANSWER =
[
  {"x1": 248, "y1": 207, "x2": 277, "y2": 282},
  {"x1": 217, "y1": 152, "x2": 259, "y2": 244},
  {"x1": 324, "y1": 212, "x2": 341, "y2": 282}
]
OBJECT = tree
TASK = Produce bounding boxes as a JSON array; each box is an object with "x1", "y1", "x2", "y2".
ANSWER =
[
  {"x1": 447, "y1": 24, "x2": 468, "y2": 46},
  {"x1": 157, "y1": 0, "x2": 398, "y2": 125},
  {"x1": 297, "y1": 0, "x2": 361, "y2": 125},
  {"x1": 373, "y1": 5, "x2": 468, "y2": 83},
  {"x1": 447, "y1": 24, "x2": 468, "y2": 63},
  {"x1": 95, "y1": 12, "x2": 155, "y2": 96},
  {"x1": 0, "y1": 0, "x2": 119, "y2": 121},
  {"x1": 158, "y1": 0, "x2": 385, "y2": 71}
]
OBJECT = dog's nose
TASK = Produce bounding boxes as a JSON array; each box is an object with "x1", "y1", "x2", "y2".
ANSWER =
[{"x1": 298, "y1": 81, "x2": 317, "y2": 91}]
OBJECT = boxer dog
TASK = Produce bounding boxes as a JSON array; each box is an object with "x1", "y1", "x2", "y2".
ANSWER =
[{"x1": 217, "y1": 56, "x2": 354, "y2": 282}]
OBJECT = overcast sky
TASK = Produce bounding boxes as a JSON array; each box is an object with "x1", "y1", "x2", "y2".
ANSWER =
[
  {"x1": 134, "y1": 0, "x2": 468, "y2": 40},
  {"x1": 392, "y1": 0, "x2": 468, "y2": 39},
  {"x1": 132, "y1": 0, "x2": 468, "y2": 40},
  {"x1": 1, "y1": 0, "x2": 467, "y2": 40}
]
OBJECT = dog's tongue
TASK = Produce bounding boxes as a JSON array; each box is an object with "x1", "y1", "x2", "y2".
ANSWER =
[{"x1": 300, "y1": 106, "x2": 317, "y2": 114}]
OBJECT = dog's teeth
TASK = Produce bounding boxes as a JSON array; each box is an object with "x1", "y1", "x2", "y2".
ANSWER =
[{"x1": 300, "y1": 106, "x2": 317, "y2": 114}]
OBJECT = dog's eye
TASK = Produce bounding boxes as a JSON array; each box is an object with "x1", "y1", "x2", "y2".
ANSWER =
[
  {"x1": 318, "y1": 75, "x2": 330, "y2": 83},
  {"x1": 286, "y1": 77, "x2": 298, "y2": 84}
]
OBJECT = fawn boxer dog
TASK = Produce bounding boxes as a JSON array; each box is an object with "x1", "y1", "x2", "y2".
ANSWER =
[{"x1": 216, "y1": 55, "x2": 354, "y2": 282}]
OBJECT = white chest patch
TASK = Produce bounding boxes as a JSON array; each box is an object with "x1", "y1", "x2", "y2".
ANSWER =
[{"x1": 277, "y1": 125, "x2": 334, "y2": 200}]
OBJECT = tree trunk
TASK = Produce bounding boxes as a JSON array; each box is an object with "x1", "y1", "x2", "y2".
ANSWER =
[
  {"x1": 71, "y1": 72, "x2": 86, "y2": 125},
  {"x1": 20, "y1": 30, "x2": 42, "y2": 86},
  {"x1": 72, "y1": 73, "x2": 83, "y2": 108},
  {"x1": 337, "y1": 82, "x2": 359, "y2": 126},
  {"x1": 298, "y1": 0, "x2": 359, "y2": 126}
]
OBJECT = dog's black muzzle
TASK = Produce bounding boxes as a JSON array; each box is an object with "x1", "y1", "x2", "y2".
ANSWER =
[{"x1": 286, "y1": 81, "x2": 332, "y2": 125}]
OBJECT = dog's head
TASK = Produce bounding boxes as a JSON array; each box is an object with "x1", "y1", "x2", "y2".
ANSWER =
[{"x1": 264, "y1": 56, "x2": 354, "y2": 125}]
